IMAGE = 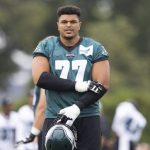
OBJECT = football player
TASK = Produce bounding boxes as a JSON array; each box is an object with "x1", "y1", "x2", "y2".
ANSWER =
[
  {"x1": 32, "y1": 5, "x2": 110, "y2": 150},
  {"x1": 0, "y1": 97, "x2": 20, "y2": 150},
  {"x1": 112, "y1": 100, "x2": 147, "y2": 150}
]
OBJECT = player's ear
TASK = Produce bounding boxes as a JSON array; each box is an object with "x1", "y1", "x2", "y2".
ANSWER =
[
  {"x1": 57, "y1": 21, "x2": 59, "y2": 31},
  {"x1": 79, "y1": 21, "x2": 82, "y2": 30}
]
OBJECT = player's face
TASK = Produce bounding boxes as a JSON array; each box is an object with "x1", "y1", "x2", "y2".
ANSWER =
[
  {"x1": 57, "y1": 15, "x2": 81, "y2": 40},
  {"x1": 3, "y1": 104, "x2": 13, "y2": 115}
]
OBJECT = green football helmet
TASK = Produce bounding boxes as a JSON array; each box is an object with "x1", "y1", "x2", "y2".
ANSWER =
[{"x1": 45, "y1": 116, "x2": 77, "y2": 150}]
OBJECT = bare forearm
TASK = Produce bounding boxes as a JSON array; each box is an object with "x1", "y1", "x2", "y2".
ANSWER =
[{"x1": 32, "y1": 89, "x2": 46, "y2": 130}]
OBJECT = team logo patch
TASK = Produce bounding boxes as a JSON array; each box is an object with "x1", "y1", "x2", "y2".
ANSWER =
[{"x1": 79, "y1": 45, "x2": 93, "y2": 56}]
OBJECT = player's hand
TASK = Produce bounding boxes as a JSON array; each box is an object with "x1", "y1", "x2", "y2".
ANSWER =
[
  {"x1": 88, "y1": 81, "x2": 103, "y2": 94},
  {"x1": 75, "y1": 80, "x2": 91, "y2": 92},
  {"x1": 23, "y1": 133, "x2": 36, "y2": 143},
  {"x1": 59, "y1": 104, "x2": 80, "y2": 126},
  {"x1": 16, "y1": 133, "x2": 35, "y2": 145}
]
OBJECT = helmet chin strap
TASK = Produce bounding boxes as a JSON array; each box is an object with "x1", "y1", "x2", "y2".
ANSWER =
[{"x1": 57, "y1": 115, "x2": 72, "y2": 124}]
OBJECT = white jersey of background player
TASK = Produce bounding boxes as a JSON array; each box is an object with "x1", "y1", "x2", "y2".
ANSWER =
[
  {"x1": 112, "y1": 100, "x2": 147, "y2": 150},
  {"x1": 17, "y1": 90, "x2": 38, "y2": 150},
  {"x1": 0, "y1": 98, "x2": 20, "y2": 150}
]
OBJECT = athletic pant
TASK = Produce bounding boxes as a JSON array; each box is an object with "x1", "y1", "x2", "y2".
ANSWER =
[
  {"x1": 113, "y1": 137, "x2": 135, "y2": 150},
  {"x1": 38, "y1": 132, "x2": 42, "y2": 150},
  {"x1": 42, "y1": 116, "x2": 101, "y2": 150}
]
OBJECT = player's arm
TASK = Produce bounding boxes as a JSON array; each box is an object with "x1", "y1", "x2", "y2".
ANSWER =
[
  {"x1": 92, "y1": 60, "x2": 110, "y2": 89},
  {"x1": 59, "y1": 60, "x2": 110, "y2": 126},
  {"x1": 32, "y1": 88, "x2": 46, "y2": 132},
  {"x1": 75, "y1": 60, "x2": 110, "y2": 109},
  {"x1": 32, "y1": 56, "x2": 90, "y2": 92},
  {"x1": 16, "y1": 89, "x2": 46, "y2": 145}
]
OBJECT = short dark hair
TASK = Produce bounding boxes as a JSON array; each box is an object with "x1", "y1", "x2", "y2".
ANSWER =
[{"x1": 57, "y1": 5, "x2": 81, "y2": 19}]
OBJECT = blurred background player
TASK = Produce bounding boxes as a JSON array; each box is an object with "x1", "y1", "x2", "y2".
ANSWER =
[
  {"x1": 16, "y1": 87, "x2": 46, "y2": 150},
  {"x1": 0, "y1": 97, "x2": 20, "y2": 150},
  {"x1": 111, "y1": 99, "x2": 147, "y2": 150},
  {"x1": 17, "y1": 89, "x2": 38, "y2": 150}
]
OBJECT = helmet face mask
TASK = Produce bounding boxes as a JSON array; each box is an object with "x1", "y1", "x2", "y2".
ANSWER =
[{"x1": 45, "y1": 116, "x2": 77, "y2": 150}]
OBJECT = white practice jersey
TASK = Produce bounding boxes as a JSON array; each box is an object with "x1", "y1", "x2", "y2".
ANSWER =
[
  {"x1": 18, "y1": 105, "x2": 38, "y2": 150},
  {"x1": 0, "y1": 111, "x2": 20, "y2": 150},
  {"x1": 112, "y1": 101, "x2": 147, "y2": 142}
]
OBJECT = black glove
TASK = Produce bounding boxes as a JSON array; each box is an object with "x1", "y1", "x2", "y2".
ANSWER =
[
  {"x1": 16, "y1": 133, "x2": 35, "y2": 145},
  {"x1": 23, "y1": 133, "x2": 36, "y2": 143}
]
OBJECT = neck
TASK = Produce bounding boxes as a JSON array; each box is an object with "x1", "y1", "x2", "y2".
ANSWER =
[{"x1": 60, "y1": 35, "x2": 80, "y2": 46}]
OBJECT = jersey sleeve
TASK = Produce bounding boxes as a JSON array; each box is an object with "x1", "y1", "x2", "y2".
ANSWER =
[
  {"x1": 32, "y1": 36, "x2": 55, "y2": 59},
  {"x1": 92, "y1": 42, "x2": 109, "y2": 63}
]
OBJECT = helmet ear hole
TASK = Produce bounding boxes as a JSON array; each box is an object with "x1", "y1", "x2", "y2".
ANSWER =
[{"x1": 45, "y1": 124, "x2": 77, "y2": 150}]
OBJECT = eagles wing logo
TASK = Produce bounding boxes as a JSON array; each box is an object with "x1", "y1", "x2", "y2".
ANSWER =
[
  {"x1": 101, "y1": 46, "x2": 108, "y2": 56},
  {"x1": 79, "y1": 45, "x2": 93, "y2": 56}
]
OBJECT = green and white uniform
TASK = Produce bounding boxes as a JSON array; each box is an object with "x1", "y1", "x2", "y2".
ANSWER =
[{"x1": 33, "y1": 36, "x2": 108, "y2": 119}]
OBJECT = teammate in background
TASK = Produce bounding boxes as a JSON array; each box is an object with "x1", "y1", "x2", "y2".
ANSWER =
[
  {"x1": 16, "y1": 87, "x2": 46, "y2": 150},
  {"x1": 111, "y1": 99, "x2": 147, "y2": 150},
  {"x1": 32, "y1": 5, "x2": 110, "y2": 150},
  {"x1": 0, "y1": 97, "x2": 20, "y2": 150},
  {"x1": 17, "y1": 89, "x2": 38, "y2": 150}
]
